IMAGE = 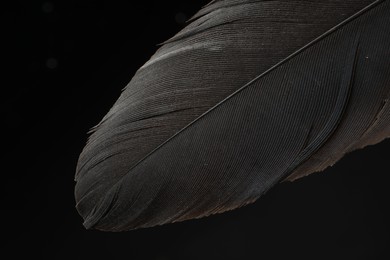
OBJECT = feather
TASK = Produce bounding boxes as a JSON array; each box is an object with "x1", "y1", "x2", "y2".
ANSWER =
[{"x1": 75, "y1": 0, "x2": 390, "y2": 231}]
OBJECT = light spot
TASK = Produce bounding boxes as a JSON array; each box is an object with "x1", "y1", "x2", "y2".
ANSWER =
[
  {"x1": 141, "y1": 42, "x2": 221, "y2": 70},
  {"x1": 175, "y1": 12, "x2": 187, "y2": 25},
  {"x1": 42, "y1": 2, "x2": 54, "y2": 13},
  {"x1": 46, "y1": 58, "x2": 58, "y2": 69},
  {"x1": 209, "y1": 46, "x2": 222, "y2": 51}
]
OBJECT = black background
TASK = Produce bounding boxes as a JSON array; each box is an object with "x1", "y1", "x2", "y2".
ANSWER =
[{"x1": 2, "y1": 0, "x2": 389, "y2": 259}]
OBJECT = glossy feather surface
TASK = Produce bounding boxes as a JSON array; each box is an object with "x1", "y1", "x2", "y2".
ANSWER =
[{"x1": 75, "y1": 0, "x2": 390, "y2": 231}]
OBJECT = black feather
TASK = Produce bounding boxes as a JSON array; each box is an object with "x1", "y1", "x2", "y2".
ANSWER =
[{"x1": 75, "y1": 0, "x2": 390, "y2": 231}]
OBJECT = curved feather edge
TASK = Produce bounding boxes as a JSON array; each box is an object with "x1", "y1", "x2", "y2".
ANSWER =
[{"x1": 77, "y1": 0, "x2": 390, "y2": 231}]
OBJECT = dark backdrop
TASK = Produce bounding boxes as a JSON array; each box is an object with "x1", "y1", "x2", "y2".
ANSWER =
[{"x1": 2, "y1": 0, "x2": 389, "y2": 259}]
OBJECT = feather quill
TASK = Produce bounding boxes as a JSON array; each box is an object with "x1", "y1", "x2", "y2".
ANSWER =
[{"x1": 75, "y1": 0, "x2": 390, "y2": 231}]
